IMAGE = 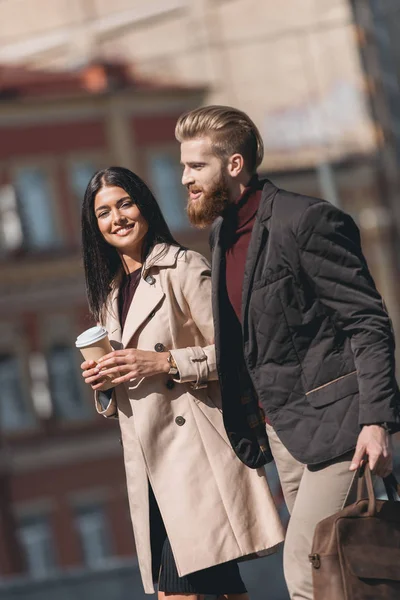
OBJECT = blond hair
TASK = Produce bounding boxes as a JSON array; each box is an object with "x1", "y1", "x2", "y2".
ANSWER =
[{"x1": 175, "y1": 105, "x2": 264, "y2": 174}]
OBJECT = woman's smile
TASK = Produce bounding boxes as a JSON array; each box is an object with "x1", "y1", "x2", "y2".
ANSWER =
[{"x1": 113, "y1": 223, "x2": 135, "y2": 237}]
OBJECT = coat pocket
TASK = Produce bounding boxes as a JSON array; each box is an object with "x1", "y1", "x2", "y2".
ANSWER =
[{"x1": 306, "y1": 370, "x2": 358, "y2": 408}]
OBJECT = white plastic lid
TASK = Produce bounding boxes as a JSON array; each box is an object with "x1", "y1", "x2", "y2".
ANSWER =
[{"x1": 75, "y1": 326, "x2": 108, "y2": 348}]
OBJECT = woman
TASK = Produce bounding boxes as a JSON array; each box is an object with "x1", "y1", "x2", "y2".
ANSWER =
[{"x1": 80, "y1": 166, "x2": 284, "y2": 598}]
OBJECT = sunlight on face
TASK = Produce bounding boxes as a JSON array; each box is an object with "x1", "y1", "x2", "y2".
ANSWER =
[
  {"x1": 94, "y1": 186, "x2": 148, "y2": 253},
  {"x1": 180, "y1": 137, "x2": 232, "y2": 228}
]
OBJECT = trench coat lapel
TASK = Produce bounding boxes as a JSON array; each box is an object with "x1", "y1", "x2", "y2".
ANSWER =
[
  {"x1": 119, "y1": 243, "x2": 179, "y2": 348},
  {"x1": 121, "y1": 273, "x2": 165, "y2": 348},
  {"x1": 107, "y1": 285, "x2": 122, "y2": 344}
]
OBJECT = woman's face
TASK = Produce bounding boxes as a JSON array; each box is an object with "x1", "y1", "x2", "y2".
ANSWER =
[{"x1": 94, "y1": 185, "x2": 149, "y2": 254}]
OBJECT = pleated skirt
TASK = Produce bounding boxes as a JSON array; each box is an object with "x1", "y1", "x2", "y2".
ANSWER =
[
  {"x1": 149, "y1": 483, "x2": 247, "y2": 595},
  {"x1": 158, "y1": 537, "x2": 247, "y2": 594}
]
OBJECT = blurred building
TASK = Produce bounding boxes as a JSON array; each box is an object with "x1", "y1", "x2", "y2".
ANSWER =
[
  {"x1": 0, "y1": 0, "x2": 383, "y2": 168},
  {"x1": 0, "y1": 60, "x2": 204, "y2": 577},
  {"x1": 0, "y1": 1, "x2": 400, "y2": 341}
]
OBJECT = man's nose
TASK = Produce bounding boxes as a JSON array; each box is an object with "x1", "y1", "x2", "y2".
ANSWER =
[{"x1": 181, "y1": 167, "x2": 193, "y2": 187}]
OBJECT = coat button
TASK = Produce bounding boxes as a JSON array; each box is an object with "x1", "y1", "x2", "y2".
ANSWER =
[
  {"x1": 149, "y1": 311, "x2": 156, "y2": 319},
  {"x1": 166, "y1": 379, "x2": 175, "y2": 390},
  {"x1": 145, "y1": 275, "x2": 155, "y2": 285},
  {"x1": 154, "y1": 343, "x2": 165, "y2": 352},
  {"x1": 175, "y1": 416, "x2": 185, "y2": 426}
]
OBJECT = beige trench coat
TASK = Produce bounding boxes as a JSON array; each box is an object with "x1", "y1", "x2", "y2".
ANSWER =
[{"x1": 95, "y1": 244, "x2": 284, "y2": 594}]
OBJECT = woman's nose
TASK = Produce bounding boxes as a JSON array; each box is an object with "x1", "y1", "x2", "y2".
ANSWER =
[{"x1": 112, "y1": 209, "x2": 126, "y2": 224}]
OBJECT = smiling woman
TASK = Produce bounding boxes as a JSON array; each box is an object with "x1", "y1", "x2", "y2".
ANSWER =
[
  {"x1": 94, "y1": 186, "x2": 149, "y2": 271},
  {"x1": 81, "y1": 167, "x2": 180, "y2": 324},
  {"x1": 79, "y1": 166, "x2": 284, "y2": 598}
]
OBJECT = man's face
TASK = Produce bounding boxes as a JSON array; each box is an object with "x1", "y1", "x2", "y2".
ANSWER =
[{"x1": 180, "y1": 137, "x2": 231, "y2": 228}]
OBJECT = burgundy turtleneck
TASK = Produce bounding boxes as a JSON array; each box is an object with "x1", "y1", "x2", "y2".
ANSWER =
[
  {"x1": 225, "y1": 178, "x2": 263, "y2": 322},
  {"x1": 225, "y1": 178, "x2": 270, "y2": 422}
]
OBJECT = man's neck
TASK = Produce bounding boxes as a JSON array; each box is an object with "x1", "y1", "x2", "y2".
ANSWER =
[{"x1": 229, "y1": 173, "x2": 257, "y2": 204}]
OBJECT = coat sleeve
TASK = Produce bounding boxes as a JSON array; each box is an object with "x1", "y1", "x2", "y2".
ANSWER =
[
  {"x1": 297, "y1": 200, "x2": 399, "y2": 428},
  {"x1": 91, "y1": 316, "x2": 119, "y2": 419},
  {"x1": 94, "y1": 388, "x2": 119, "y2": 418},
  {"x1": 169, "y1": 251, "x2": 218, "y2": 389}
]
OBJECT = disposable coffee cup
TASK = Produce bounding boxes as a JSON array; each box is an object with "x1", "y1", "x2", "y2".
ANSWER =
[{"x1": 76, "y1": 326, "x2": 115, "y2": 390}]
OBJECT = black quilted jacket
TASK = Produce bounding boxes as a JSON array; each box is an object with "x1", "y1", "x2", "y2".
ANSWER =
[{"x1": 210, "y1": 179, "x2": 400, "y2": 467}]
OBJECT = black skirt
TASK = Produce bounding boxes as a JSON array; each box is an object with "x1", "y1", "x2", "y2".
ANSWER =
[
  {"x1": 158, "y1": 537, "x2": 247, "y2": 595},
  {"x1": 149, "y1": 484, "x2": 247, "y2": 595}
]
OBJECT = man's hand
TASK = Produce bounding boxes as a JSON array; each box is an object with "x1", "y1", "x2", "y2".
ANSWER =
[{"x1": 350, "y1": 424, "x2": 393, "y2": 477}]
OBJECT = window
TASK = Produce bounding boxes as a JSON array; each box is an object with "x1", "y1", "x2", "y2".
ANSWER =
[
  {"x1": 29, "y1": 353, "x2": 53, "y2": 420},
  {"x1": 47, "y1": 345, "x2": 89, "y2": 421},
  {"x1": 14, "y1": 167, "x2": 59, "y2": 250},
  {"x1": 75, "y1": 504, "x2": 113, "y2": 567},
  {"x1": 0, "y1": 185, "x2": 23, "y2": 253},
  {"x1": 69, "y1": 160, "x2": 97, "y2": 205},
  {"x1": 148, "y1": 152, "x2": 188, "y2": 231},
  {"x1": 0, "y1": 355, "x2": 35, "y2": 431},
  {"x1": 18, "y1": 514, "x2": 57, "y2": 578}
]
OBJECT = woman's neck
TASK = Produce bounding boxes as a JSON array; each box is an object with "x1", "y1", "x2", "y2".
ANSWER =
[{"x1": 119, "y1": 249, "x2": 143, "y2": 274}]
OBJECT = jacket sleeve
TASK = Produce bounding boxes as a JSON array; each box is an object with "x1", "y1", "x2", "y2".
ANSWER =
[
  {"x1": 297, "y1": 200, "x2": 399, "y2": 428},
  {"x1": 94, "y1": 388, "x2": 119, "y2": 419},
  {"x1": 169, "y1": 251, "x2": 218, "y2": 389}
]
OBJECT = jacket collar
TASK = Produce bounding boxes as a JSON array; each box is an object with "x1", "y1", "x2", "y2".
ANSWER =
[
  {"x1": 210, "y1": 178, "x2": 278, "y2": 251},
  {"x1": 257, "y1": 179, "x2": 279, "y2": 224},
  {"x1": 142, "y1": 243, "x2": 181, "y2": 276}
]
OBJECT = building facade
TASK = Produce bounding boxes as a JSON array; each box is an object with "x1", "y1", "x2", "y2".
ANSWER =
[
  {"x1": 0, "y1": 0, "x2": 378, "y2": 171},
  {"x1": 1, "y1": 1, "x2": 399, "y2": 334},
  {"x1": 0, "y1": 61, "x2": 205, "y2": 577}
]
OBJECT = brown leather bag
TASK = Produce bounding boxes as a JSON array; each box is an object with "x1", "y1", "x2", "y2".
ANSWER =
[{"x1": 310, "y1": 465, "x2": 400, "y2": 599}]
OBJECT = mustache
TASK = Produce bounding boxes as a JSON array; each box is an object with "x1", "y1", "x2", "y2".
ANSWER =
[{"x1": 186, "y1": 177, "x2": 231, "y2": 228}]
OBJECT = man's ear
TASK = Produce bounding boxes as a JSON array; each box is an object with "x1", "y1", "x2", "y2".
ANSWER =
[{"x1": 227, "y1": 153, "x2": 245, "y2": 178}]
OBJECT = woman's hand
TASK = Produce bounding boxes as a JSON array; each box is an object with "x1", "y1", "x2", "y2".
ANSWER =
[
  {"x1": 94, "y1": 349, "x2": 170, "y2": 384},
  {"x1": 81, "y1": 360, "x2": 112, "y2": 391}
]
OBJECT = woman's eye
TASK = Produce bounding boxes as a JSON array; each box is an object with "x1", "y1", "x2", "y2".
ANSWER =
[
  {"x1": 121, "y1": 201, "x2": 132, "y2": 208},
  {"x1": 97, "y1": 212, "x2": 109, "y2": 218}
]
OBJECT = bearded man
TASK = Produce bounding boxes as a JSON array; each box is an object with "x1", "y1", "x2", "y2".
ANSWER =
[{"x1": 175, "y1": 105, "x2": 400, "y2": 600}]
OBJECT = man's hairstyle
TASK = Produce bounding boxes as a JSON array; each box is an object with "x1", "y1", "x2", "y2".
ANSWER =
[{"x1": 175, "y1": 105, "x2": 264, "y2": 174}]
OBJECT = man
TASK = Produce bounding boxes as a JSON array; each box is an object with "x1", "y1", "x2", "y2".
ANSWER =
[{"x1": 175, "y1": 105, "x2": 400, "y2": 600}]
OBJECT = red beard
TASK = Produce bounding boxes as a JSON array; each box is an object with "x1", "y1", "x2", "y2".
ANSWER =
[{"x1": 186, "y1": 174, "x2": 231, "y2": 229}]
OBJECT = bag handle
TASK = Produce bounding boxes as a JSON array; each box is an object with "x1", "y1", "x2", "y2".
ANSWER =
[
  {"x1": 357, "y1": 463, "x2": 400, "y2": 514},
  {"x1": 356, "y1": 463, "x2": 375, "y2": 515}
]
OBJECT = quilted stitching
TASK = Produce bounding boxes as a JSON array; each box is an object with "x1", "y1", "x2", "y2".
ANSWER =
[{"x1": 214, "y1": 181, "x2": 400, "y2": 467}]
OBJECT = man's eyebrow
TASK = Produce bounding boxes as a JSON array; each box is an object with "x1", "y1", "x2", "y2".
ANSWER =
[{"x1": 180, "y1": 161, "x2": 206, "y2": 166}]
